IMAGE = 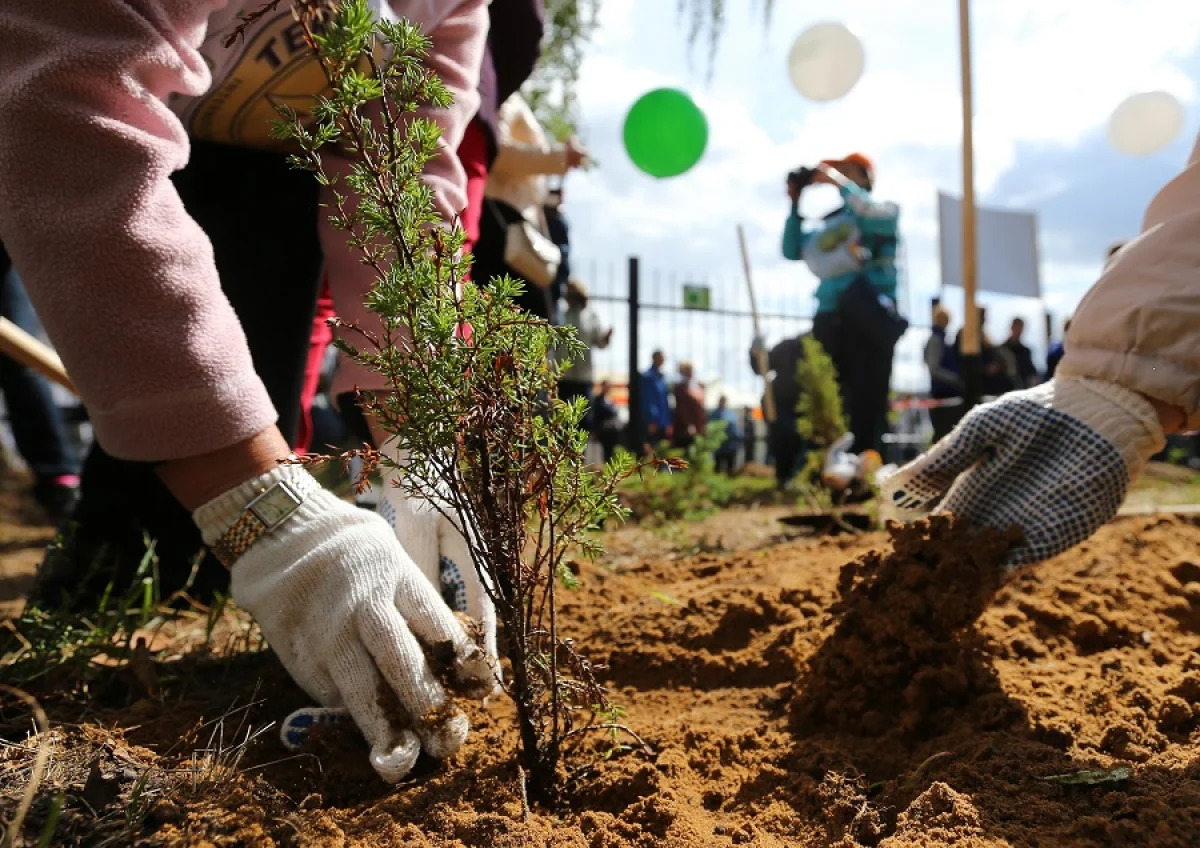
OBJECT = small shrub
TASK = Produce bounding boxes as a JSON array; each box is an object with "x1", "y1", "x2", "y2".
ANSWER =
[
  {"x1": 620, "y1": 424, "x2": 777, "y2": 523},
  {"x1": 270, "y1": 0, "x2": 650, "y2": 805},
  {"x1": 796, "y1": 334, "x2": 846, "y2": 449}
]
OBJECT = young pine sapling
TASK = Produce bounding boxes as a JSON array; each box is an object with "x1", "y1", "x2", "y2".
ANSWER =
[
  {"x1": 796, "y1": 334, "x2": 847, "y2": 451},
  {"x1": 265, "y1": 0, "x2": 651, "y2": 804}
]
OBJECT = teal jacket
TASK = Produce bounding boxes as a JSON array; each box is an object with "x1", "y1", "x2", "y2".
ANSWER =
[{"x1": 782, "y1": 184, "x2": 900, "y2": 314}]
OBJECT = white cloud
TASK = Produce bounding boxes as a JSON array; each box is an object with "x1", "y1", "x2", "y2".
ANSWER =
[{"x1": 560, "y1": 0, "x2": 1200, "y2": 398}]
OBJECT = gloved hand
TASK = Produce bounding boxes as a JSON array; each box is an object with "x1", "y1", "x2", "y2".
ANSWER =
[
  {"x1": 193, "y1": 465, "x2": 497, "y2": 783},
  {"x1": 375, "y1": 441, "x2": 499, "y2": 667},
  {"x1": 821, "y1": 433, "x2": 860, "y2": 491},
  {"x1": 880, "y1": 377, "x2": 1165, "y2": 565}
]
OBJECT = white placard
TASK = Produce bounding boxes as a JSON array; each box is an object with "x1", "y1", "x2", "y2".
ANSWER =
[{"x1": 938, "y1": 192, "x2": 1041, "y2": 298}]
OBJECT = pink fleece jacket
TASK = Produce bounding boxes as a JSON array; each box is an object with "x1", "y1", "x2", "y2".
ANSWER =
[{"x1": 0, "y1": 0, "x2": 485, "y2": 462}]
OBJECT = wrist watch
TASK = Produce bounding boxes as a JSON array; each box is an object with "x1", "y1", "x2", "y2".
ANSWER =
[{"x1": 211, "y1": 478, "x2": 308, "y2": 568}]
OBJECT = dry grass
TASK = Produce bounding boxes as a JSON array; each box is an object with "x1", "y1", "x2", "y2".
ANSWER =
[
  {"x1": 1125, "y1": 462, "x2": 1200, "y2": 510},
  {"x1": 0, "y1": 686, "x2": 50, "y2": 848},
  {"x1": 0, "y1": 681, "x2": 287, "y2": 847}
]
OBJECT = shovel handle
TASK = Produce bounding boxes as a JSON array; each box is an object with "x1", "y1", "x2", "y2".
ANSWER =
[{"x1": 0, "y1": 316, "x2": 77, "y2": 394}]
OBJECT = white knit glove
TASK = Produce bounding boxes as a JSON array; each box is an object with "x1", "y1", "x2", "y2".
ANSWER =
[
  {"x1": 820, "y1": 433, "x2": 860, "y2": 491},
  {"x1": 376, "y1": 442, "x2": 498, "y2": 665},
  {"x1": 193, "y1": 465, "x2": 496, "y2": 783},
  {"x1": 880, "y1": 377, "x2": 1164, "y2": 565}
]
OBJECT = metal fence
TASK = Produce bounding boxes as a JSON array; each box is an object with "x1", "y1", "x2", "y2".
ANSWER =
[
  {"x1": 577, "y1": 255, "x2": 926, "y2": 382},
  {"x1": 564, "y1": 255, "x2": 936, "y2": 461}
]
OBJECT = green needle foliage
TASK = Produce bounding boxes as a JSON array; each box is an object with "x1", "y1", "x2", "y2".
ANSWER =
[
  {"x1": 270, "y1": 0, "x2": 649, "y2": 805},
  {"x1": 796, "y1": 334, "x2": 846, "y2": 449}
]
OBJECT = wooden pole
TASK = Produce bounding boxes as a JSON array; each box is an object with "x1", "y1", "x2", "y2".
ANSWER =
[
  {"x1": 0, "y1": 317, "x2": 76, "y2": 394},
  {"x1": 1032, "y1": 212, "x2": 1052, "y2": 356},
  {"x1": 958, "y1": 0, "x2": 980, "y2": 357},
  {"x1": 737, "y1": 225, "x2": 760, "y2": 331},
  {"x1": 737, "y1": 225, "x2": 775, "y2": 423}
]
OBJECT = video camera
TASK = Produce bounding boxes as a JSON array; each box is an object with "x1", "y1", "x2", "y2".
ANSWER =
[{"x1": 786, "y1": 166, "x2": 816, "y2": 192}]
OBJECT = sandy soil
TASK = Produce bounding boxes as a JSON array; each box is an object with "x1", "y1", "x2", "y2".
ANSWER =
[
  {"x1": 3, "y1": 507, "x2": 1199, "y2": 846},
  {"x1": 0, "y1": 472, "x2": 55, "y2": 618}
]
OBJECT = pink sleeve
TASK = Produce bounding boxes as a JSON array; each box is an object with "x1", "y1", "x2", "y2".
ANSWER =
[
  {"x1": 0, "y1": 0, "x2": 277, "y2": 462},
  {"x1": 324, "y1": 0, "x2": 487, "y2": 399}
]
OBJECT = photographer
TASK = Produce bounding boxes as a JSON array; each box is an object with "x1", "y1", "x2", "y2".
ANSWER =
[{"x1": 782, "y1": 154, "x2": 905, "y2": 456}]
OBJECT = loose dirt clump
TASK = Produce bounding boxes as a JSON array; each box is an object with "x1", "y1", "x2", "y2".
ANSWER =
[
  {"x1": 880, "y1": 781, "x2": 992, "y2": 847},
  {"x1": 791, "y1": 515, "x2": 1023, "y2": 742},
  {"x1": 4, "y1": 513, "x2": 1200, "y2": 846}
]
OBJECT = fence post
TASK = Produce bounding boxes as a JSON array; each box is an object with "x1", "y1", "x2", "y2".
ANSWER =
[{"x1": 626, "y1": 256, "x2": 641, "y2": 452}]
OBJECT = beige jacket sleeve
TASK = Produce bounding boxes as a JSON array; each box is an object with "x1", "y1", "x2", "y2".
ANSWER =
[
  {"x1": 1058, "y1": 132, "x2": 1200, "y2": 431},
  {"x1": 491, "y1": 94, "x2": 568, "y2": 179}
]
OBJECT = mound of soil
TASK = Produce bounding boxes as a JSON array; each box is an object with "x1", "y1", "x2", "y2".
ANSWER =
[
  {"x1": 5, "y1": 514, "x2": 1200, "y2": 846},
  {"x1": 791, "y1": 515, "x2": 1023, "y2": 741}
]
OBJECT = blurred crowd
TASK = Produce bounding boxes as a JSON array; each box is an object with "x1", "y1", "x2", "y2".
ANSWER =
[
  {"x1": 636, "y1": 349, "x2": 746, "y2": 464},
  {"x1": 924, "y1": 305, "x2": 1044, "y2": 441}
]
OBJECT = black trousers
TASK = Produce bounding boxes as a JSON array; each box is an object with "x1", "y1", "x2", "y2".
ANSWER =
[
  {"x1": 812, "y1": 311, "x2": 895, "y2": 456},
  {"x1": 598, "y1": 430, "x2": 621, "y2": 463},
  {"x1": 769, "y1": 403, "x2": 805, "y2": 486},
  {"x1": 929, "y1": 402, "x2": 963, "y2": 443},
  {"x1": 0, "y1": 250, "x2": 80, "y2": 481},
  {"x1": 58, "y1": 141, "x2": 323, "y2": 602}
]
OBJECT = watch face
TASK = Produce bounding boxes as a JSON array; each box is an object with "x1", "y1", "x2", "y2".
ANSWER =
[{"x1": 248, "y1": 482, "x2": 303, "y2": 528}]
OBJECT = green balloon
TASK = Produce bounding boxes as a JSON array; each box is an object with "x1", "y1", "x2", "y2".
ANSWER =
[{"x1": 623, "y1": 88, "x2": 708, "y2": 179}]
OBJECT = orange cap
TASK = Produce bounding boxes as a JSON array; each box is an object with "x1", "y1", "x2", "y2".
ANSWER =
[{"x1": 822, "y1": 152, "x2": 874, "y2": 181}]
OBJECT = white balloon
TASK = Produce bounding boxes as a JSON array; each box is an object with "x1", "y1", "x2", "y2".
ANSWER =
[
  {"x1": 1107, "y1": 91, "x2": 1185, "y2": 156},
  {"x1": 787, "y1": 22, "x2": 865, "y2": 103}
]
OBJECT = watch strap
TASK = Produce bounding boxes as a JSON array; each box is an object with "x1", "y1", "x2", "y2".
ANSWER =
[
  {"x1": 203, "y1": 465, "x2": 322, "y2": 568},
  {"x1": 212, "y1": 508, "x2": 265, "y2": 568}
]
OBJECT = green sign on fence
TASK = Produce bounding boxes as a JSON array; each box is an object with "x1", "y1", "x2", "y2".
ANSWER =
[{"x1": 682, "y1": 284, "x2": 711, "y2": 311}]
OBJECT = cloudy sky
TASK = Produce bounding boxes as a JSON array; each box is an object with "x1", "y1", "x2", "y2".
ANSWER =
[{"x1": 562, "y1": 0, "x2": 1200, "y2": 401}]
